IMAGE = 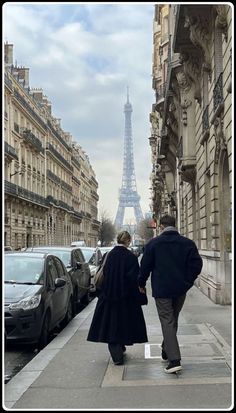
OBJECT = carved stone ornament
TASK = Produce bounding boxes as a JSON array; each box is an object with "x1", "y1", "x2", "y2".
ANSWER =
[
  {"x1": 176, "y1": 70, "x2": 191, "y2": 92},
  {"x1": 214, "y1": 116, "x2": 226, "y2": 163},
  {"x1": 184, "y1": 11, "x2": 211, "y2": 73},
  {"x1": 215, "y1": 5, "x2": 228, "y2": 41},
  {"x1": 181, "y1": 98, "x2": 192, "y2": 126},
  {"x1": 150, "y1": 111, "x2": 159, "y2": 135},
  {"x1": 179, "y1": 51, "x2": 202, "y2": 104}
]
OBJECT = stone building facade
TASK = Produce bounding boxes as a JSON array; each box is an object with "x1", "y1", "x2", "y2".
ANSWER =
[
  {"x1": 4, "y1": 43, "x2": 100, "y2": 249},
  {"x1": 149, "y1": 5, "x2": 232, "y2": 304}
]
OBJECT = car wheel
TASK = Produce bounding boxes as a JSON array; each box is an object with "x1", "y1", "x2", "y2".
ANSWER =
[{"x1": 38, "y1": 311, "x2": 50, "y2": 350}]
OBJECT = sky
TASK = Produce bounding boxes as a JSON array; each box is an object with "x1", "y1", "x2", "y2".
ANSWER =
[{"x1": 3, "y1": 2, "x2": 155, "y2": 224}]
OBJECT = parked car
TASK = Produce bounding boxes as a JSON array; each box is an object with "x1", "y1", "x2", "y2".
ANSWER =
[
  {"x1": 131, "y1": 246, "x2": 141, "y2": 257},
  {"x1": 4, "y1": 251, "x2": 73, "y2": 349},
  {"x1": 79, "y1": 247, "x2": 103, "y2": 293},
  {"x1": 71, "y1": 240, "x2": 86, "y2": 247},
  {"x1": 4, "y1": 246, "x2": 13, "y2": 252},
  {"x1": 24, "y1": 246, "x2": 91, "y2": 313},
  {"x1": 99, "y1": 246, "x2": 114, "y2": 256}
]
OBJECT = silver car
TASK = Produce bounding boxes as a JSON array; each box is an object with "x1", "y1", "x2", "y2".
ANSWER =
[{"x1": 79, "y1": 247, "x2": 103, "y2": 293}]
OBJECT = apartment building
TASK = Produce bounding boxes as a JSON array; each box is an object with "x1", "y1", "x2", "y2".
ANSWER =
[
  {"x1": 4, "y1": 43, "x2": 100, "y2": 248},
  {"x1": 150, "y1": 5, "x2": 232, "y2": 304}
]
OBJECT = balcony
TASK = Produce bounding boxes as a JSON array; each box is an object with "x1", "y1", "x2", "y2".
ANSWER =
[
  {"x1": 5, "y1": 180, "x2": 48, "y2": 207},
  {"x1": 46, "y1": 143, "x2": 73, "y2": 172},
  {"x1": 73, "y1": 210, "x2": 83, "y2": 222},
  {"x1": 47, "y1": 169, "x2": 61, "y2": 185},
  {"x1": 91, "y1": 176, "x2": 98, "y2": 188},
  {"x1": 4, "y1": 74, "x2": 13, "y2": 91},
  {"x1": 13, "y1": 89, "x2": 47, "y2": 131},
  {"x1": 72, "y1": 176, "x2": 81, "y2": 186},
  {"x1": 21, "y1": 129, "x2": 43, "y2": 153},
  {"x1": 47, "y1": 120, "x2": 70, "y2": 151},
  {"x1": 46, "y1": 195, "x2": 74, "y2": 212},
  {"x1": 91, "y1": 190, "x2": 99, "y2": 201},
  {"x1": 5, "y1": 141, "x2": 18, "y2": 161},
  {"x1": 61, "y1": 180, "x2": 72, "y2": 193},
  {"x1": 14, "y1": 122, "x2": 20, "y2": 134},
  {"x1": 72, "y1": 156, "x2": 81, "y2": 169}
]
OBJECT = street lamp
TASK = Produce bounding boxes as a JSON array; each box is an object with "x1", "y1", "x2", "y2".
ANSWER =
[{"x1": 10, "y1": 170, "x2": 24, "y2": 179}]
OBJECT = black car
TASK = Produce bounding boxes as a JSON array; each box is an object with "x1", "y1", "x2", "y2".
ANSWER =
[
  {"x1": 25, "y1": 247, "x2": 91, "y2": 313},
  {"x1": 4, "y1": 252, "x2": 73, "y2": 349}
]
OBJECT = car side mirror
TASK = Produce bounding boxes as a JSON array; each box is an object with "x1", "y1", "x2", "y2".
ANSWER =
[
  {"x1": 54, "y1": 278, "x2": 66, "y2": 288},
  {"x1": 76, "y1": 262, "x2": 82, "y2": 270}
]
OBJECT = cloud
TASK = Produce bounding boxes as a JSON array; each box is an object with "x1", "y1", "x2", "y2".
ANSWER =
[{"x1": 3, "y1": 2, "x2": 154, "y2": 223}]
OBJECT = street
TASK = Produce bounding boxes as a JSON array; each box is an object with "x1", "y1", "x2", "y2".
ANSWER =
[{"x1": 4, "y1": 300, "x2": 92, "y2": 384}]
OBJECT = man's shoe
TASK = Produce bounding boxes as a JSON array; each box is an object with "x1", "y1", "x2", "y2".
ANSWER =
[
  {"x1": 164, "y1": 360, "x2": 182, "y2": 373},
  {"x1": 161, "y1": 349, "x2": 168, "y2": 362}
]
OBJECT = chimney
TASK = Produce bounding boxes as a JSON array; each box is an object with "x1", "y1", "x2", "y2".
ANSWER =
[
  {"x1": 4, "y1": 43, "x2": 13, "y2": 66},
  {"x1": 31, "y1": 88, "x2": 44, "y2": 102},
  {"x1": 17, "y1": 67, "x2": 29, "y2": 88}
]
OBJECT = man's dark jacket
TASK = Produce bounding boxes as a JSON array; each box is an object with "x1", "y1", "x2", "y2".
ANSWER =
[{"x1": 139, "y1": 230, "x2": 203, "y2": 298}]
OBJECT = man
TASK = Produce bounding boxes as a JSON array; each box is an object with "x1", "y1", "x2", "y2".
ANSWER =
[{"x1": 138, "y1": 215, "x2": 203, "y2": 373}]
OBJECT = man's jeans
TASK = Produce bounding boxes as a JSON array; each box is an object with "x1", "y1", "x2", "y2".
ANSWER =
[{"x1": 155, "y1": 294, "x2": 186, "y2": 361}]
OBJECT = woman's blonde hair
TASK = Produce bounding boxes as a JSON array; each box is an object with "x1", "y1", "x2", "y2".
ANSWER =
[{"x1": 117, "y1": 230, "x2": 131, "y2": 245}]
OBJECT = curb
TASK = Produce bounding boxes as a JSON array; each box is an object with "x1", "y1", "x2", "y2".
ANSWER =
[{"x1": 4, "y1": 298, "x2": 97, "y2": 409}]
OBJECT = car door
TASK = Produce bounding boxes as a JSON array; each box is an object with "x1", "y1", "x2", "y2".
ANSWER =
[
  {"x1": 77, "y1": 249, "x2": 91, "y2": 288},
  {"x1": 53, "y1": 256, "x2": 70, "y2": 320},
  {"x1": 46, "y1": 256, "x2": 63, "y2": 327},
  {"x1": 72, "y1": 249, "x2": 86, "y2": 298}
]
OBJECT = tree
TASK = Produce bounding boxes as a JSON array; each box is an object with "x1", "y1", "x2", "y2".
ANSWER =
[
  {"x1": 136, "y1": 219, "x2": 154, "y2": 243},
  {"x1": 99, "y1": 210, "x2": 116, "y2": 246}
]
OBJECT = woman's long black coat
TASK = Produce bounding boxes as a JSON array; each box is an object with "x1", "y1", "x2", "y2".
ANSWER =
[{"x1": 87, "y1": 246, "x2": 148, "y2": 345}]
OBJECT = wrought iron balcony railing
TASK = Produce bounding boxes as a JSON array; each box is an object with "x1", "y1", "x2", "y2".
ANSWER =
[
  {"x1": 5, "y1": 180, "x2": 48, "y2": 207},
  {"x1": 14, "y1": 122, "x2": 20, "y2": 134},
  {"x1": 72, "y1": 176, "x2": 81, "y2": 186},
  {"x1": 71, "y1": 156, "x2": 81, "y2": 169},
  {"x1": 14, "y1": 89, "x2": 47, "y2": 131},
  {"x1": 46, "y1": 143, "x2": 73, "y2": 172},
  {"x1": 5, "y1": 141, "x2": 18, "y2": 160},
  {"x1": 47, "y1": 120, "x2": 70, "y2": 151},
  {"x1": 61, "y1": 180, "x2": 72, "y2": 193},
  {"x1": 21, "y1": 129, "x2": 43, "y2": 152},
  {"x1": 47, "y1": 169, "x2": 61, "y2": 185}
]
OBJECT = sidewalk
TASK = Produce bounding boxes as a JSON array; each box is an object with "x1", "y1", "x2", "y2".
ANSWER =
[{"x1": 4, "y1": 284, "x2": 233, "y2": 410}]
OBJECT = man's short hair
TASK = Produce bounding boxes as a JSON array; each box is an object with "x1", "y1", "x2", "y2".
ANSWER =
[{"x1": 160, "y1": 215, "x2": 176, "y2": 227}]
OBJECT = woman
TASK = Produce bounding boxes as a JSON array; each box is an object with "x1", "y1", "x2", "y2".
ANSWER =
[{"x1": 87, "y1": 231, "x2": 148, "y2": 365}]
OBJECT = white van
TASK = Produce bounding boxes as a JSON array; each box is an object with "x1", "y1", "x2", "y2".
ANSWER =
[{"x1": 71, "y1": 240, "x2": 86, "y2": 247}]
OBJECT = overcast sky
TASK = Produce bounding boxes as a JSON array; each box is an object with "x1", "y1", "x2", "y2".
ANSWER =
[{"x1": 4, "y1": 2, "x2": 155, "y2": 224}]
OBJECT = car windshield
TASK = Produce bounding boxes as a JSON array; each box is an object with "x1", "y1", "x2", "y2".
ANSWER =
[
  {"x1": 4, "y1": 255, "x2": 44, "y2": 284},
  {"x1": 32, "y1": 249, "x2": 71, "y2": 267},
  {"x1": 80, "y1": 249, "x2": 95, "y2": 264}
]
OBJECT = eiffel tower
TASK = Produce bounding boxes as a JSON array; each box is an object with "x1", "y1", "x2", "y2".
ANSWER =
[{"x1": 114, "y1": 88, "x2": 143, "y2": 230}]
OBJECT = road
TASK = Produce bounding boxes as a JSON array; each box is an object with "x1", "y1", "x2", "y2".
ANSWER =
[{"x1": 4, "y1": 300, "x2": 92, "y2": 384}]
